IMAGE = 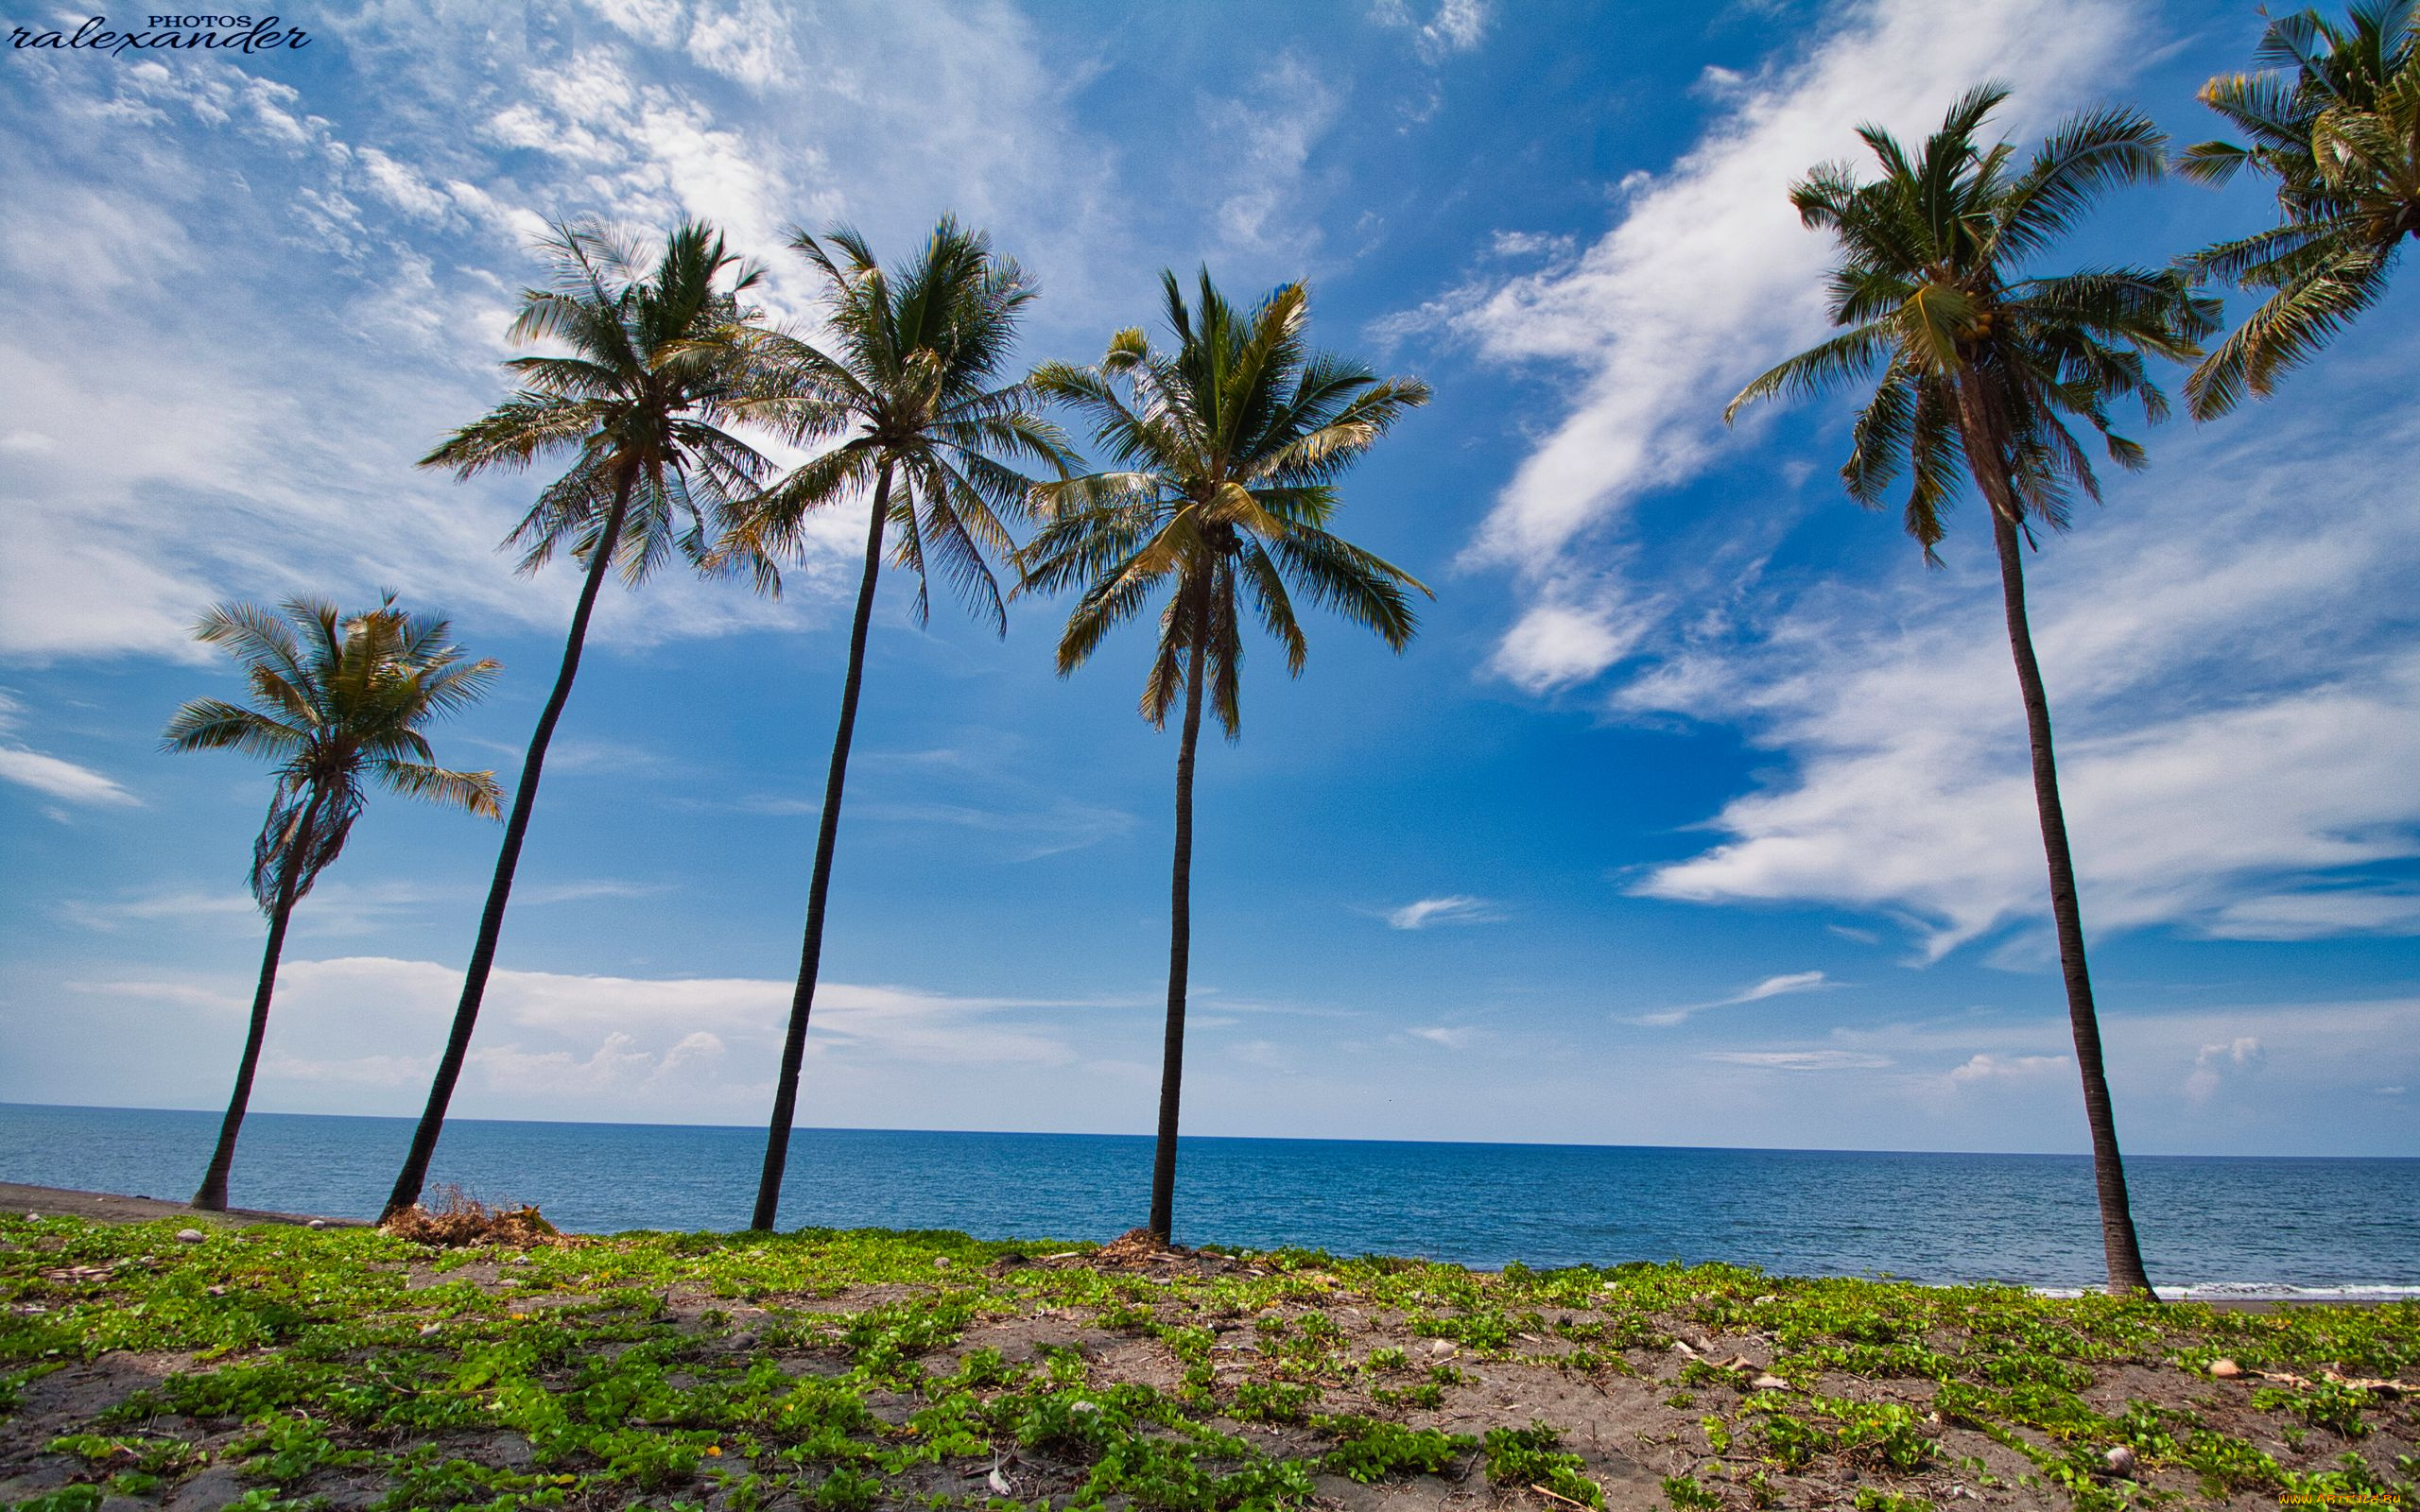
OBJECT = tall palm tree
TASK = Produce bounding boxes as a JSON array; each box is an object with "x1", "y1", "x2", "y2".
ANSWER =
[
  {"x1": 383, "y1": 219, "x2": 780, "y2": 1222},
  {"x1": 722, "y1": 216, "x2": 1072, "y2": 1233},
  {"x1": 2180, "y1": 0, "x2": 2418, "y2": 417},
  {"x1": 1726, "y1": 86, "x2": 2217, "y2": 1297},
  {"x1": 1015, "y1": 271, "x2": 1430, "y2": 1242},
  {"x1": 165, "y1": 597, "x2": 500, "y2": 1211}
]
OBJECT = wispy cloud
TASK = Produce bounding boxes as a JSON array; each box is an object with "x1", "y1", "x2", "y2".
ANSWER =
[
  {"x1": 1423, "y1": 0, "x2": 2141, "y2": 691},
  {"x1": 1697, "y1": 1049, "x2": 1891, "y2": 1072},
  {"x1": 1371, "y1": 0, "x2": 1493, "y2": 61},
  {"x1": 1627, "y1": 410, "x2": 2420, "y2": 957},
  {"x1": 1628, "y1": 969, "x2": 1834, "y2": 1026},
  {"x1": 1383, "y1": 894, "x2": 1506, "y2": 931},
  {"x1": 0, "y1": 691, "x2": 141, "y2": 808},
  {"x1": 1407, "y1": 1025, "x2": 1478, "y2": 1050}
]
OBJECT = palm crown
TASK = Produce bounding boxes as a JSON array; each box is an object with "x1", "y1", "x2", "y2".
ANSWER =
[
  {"x1": 1727, "y1": 85, "x2": 2216, "y2": 559},
  {"x1": 163, "y1": 597, "x2": 502, "y2": 905},
  {"x1": 1016, "y1": 271, "x2": 1431, "y2": 730},
  {"x1": 422, "y1": 218, "x2": 780, "y2": 586},
  {"x1": 720, "y1": 216, "x2": 1073, "y2": 628},
  {"x1": 2178, "y1": 0, "x2": 2419, "y2": 417}
]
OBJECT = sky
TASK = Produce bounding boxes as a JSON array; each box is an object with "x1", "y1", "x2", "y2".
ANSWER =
[{"x1": 2, "y1": 0, "x2": 2414, "y2": 1162}]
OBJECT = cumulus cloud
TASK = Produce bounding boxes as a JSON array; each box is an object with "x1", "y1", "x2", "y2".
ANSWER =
[{"x1": 2185, "y1": 1036, "x2": 2265, "y2": 1105}]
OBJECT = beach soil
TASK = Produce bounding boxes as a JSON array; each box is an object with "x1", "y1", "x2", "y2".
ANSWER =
[{"x1": 0, "y1": 1192, "x2": 2411, "y2": 1512}]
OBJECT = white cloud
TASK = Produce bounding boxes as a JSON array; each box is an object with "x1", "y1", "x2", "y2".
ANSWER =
[
  {"x1": 0, "y1": 745, "x2": 140, "y2": 808},
  {"x1": 1372, "y1": 0, "x2": 1493, "y2": 61},
  {"x1": 1383, "y1": 894, "x2": 1505, "y2": 930},
  {"x1": 1630, "y1": 968, "x2": 1833, "y2": 1026},
  {"x1": 1627, "y1": 409, "x2": 2420, "y2": 955},
  {"x1": 1438, "y1": 0, "x2": 2141, "y2": 689},
  {"x1": 1947, "y1": 1052, "x2": 2066, "y2": 1085},
  {"x1": 2185, "y1": 1036, "x2": 2264, "y2": 1105},
  {"x1": 1407, "y1": 1025, "x2": 1477, "y2": 1049},
  {"x1": 1698, "y1": 1049, "x2": 1891, "y2": 1072},
  {"x1": 1202, "y1": 55, "x2": 1342, "y2": 255}
]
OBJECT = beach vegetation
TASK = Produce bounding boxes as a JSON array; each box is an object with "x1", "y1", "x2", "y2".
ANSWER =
[{"x1": 2, "y1": 1217, "x2": 2415, "y2": 1511}]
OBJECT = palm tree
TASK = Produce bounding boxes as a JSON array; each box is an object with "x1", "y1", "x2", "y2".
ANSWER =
[
  {"x1": 383, "y1": 219, "x2": 780, "y2": 1222},
  {"x1": 1726, "y1": 86, "x2": 2217, "y2": 1297},
  {"x1": 2179, "y1": 0, "x2": 2418, "y2": 417},
  {"x1": 721, "y1": 216, "x2": 1072, "y2": 1232},
  {"x1": 1015, "y1": 271, "x2": 1430, "y2": 1242},
  {"x1": 165, "y1": 597, "x2": 500, "y2": 1211}
]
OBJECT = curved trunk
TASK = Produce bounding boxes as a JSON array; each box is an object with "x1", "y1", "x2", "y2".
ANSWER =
[
  {"x1": 752, "y1": 462, "x2": 893, "y2": 1231},
  {"x1": 1148, "y1": 588, "x2": 1213, "y2": 1242},
  {"x1": 193, "y1": 795, "x2": 320, "y2": 1211},
  {"x1": 382, "y1": 468, "x2": 639, "y2": 1223},
  {"x1": 1953, "y1": 375, "x2": 2154, "y2": 1298}
]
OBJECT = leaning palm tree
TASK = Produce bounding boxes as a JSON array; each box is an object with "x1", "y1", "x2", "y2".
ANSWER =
[
  {"x1": 1726, "y1": 86, "x2": 2217, "y2": 1297},
  {"x1": 2179, "y1": 0, "x2": 2418, "y2": 418},
  {"x1": 722, "y1": 216, "x2": 1072, "y2": 1232},
  {"x1": 1015, "y1": 271, "x2": 1429, "y2": 1242},
  {"x1": 165, "y1": 597, "x2": 500, "y2": 1211},
  {"x1": 383, "y1": 219, "x2": 780, "y2": 1222}
]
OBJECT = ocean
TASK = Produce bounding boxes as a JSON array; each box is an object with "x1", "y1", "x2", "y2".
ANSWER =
[{"x1": 3, "y1": 1102, "x2": 2412, "y2": 1298}]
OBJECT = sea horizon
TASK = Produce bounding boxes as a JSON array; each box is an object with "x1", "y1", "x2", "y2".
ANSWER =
[
  {"x1": 9, "y1": 1098, "x2": 2420, "y2": 1164},
  {"x1": 9, "y1": 1101, "x2": 2415, "y2": 1299}
]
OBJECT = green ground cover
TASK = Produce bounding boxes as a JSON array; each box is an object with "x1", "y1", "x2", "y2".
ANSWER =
[{"x1": 1, "y1": 1215, "x2": 2412, "y2": 1510}]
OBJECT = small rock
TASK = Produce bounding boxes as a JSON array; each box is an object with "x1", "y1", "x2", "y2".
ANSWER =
[
  {"x1": 2104, "y1": 1446, "x2": 2138, "y2": 1478},
  {"x1": 1069, "y1": 1400, "x2": 1099, "y2": 1415},
  {"x1": 419, "y1": 1322, "x2": 441, "y2": 1335},
  {"x1": 2209, "y1": 1359, "x2": 2242, "y2": 1379},
  {"x1": 1751, "y1": 1373, "x2": 1790, "y2": 1391},
  {"x1": 1669, "y1": 1340, "x2": 1698, "y2": 1357},
  {"x1": 987, "y1": 1468, "x2": 1012, "y2": 1495},
  {"x1": 935, "y1": 1257, "x2": 953, "y2": 1269},
  {"x1": 24, "y1": 1213, "x2": 39, "y2": 1222},
  {"x1": 306, "y1": 1219, "x2": 326, "y2": 1229},
  {"x1": 175, "y1": 1228, "x2": 206, "y2": 1244},
  {"x1": 1426, "y1": 1339, "x2": 1458, "y2": 1356}
]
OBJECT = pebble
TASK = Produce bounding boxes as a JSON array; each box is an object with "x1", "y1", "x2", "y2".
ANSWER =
[
  {"x1": 1751, "y1": 1373, "x2": 1790, "y2": 1391},
  {"x1": 306, "y1": 1219, "x2": 326, "y2": 1229},
  {"x1": 2209, "y1": 1359, "x2": 2243, "y2": 1379},
  {"x1": 175, "y1": 1228, "x2": 206, "y2": 1244},
  {"x1": 2104, "y1": 1446, "x2": 2138, "y2": 1478},
  {"x1": 24, "y1": 1213, "x2": 38, "y2": 1222},
  {"x1": 1426, "y1": 1339, "x2": 1458, "y2": 1356}
]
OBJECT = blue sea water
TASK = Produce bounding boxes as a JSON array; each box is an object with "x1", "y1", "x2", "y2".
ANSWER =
[{"x1": 3, "y1": 1102, "x2": 2413, "y2": 1297}]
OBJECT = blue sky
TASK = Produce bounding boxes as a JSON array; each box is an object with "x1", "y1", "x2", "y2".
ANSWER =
[{"x1": 2, "y1": 0, "x2": 2414, "y2": 1160}]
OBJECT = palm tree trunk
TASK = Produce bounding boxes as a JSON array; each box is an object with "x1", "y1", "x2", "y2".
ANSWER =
[
  {"x1": 1955, "y1": 377, "x2": 2154, "y2": 1297},
  {"x1": 1985, "y1": 504, "x2": 2154, "y2": 1297},
  {"x1": 752, "y1": 461, "x2": 893, "y2": 1231},
  {"x1": 382, "y1": 469, "x2": 638, "y2": 1223},
  {"x1": 1148, "y1": 590, "x2": 1212, "y2": 1242},
  {"x1": 193, "y1": 798, "x2": 319, "y2": 1211}
]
